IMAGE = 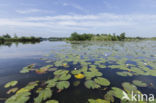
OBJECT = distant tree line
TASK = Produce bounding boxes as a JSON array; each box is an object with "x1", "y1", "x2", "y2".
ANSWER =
[
  {"x1": 67, "y1": 32, "x2": 126, "y2": 41},
  {"x1": 0, "y1": 34, "x2": 41, "y2": 44}
]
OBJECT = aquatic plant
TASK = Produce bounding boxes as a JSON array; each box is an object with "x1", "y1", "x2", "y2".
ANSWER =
[
  {"x1": 56, "y1": 81, "x2": 70, "y2": 90},
  {"x1": 88, "y1": 99, "x2": 110, "y2": 103},
  {"x1": 94, "y1": 77, "x2": 110, "y2": 86},
  {"x1": 20, "y1": 64, "x2": 35, "y2": 73},
  {"x1": 46, "y1": 79, "x2": 57, "y2": 88},
  {"x1": 84, "y1": 80, "x2": 100, "y2": 89},
  {"x1": 132, "y1": 80, "x2": 147, "y2": 87},
  {"x1": 5, "y1": 92, "x2": 31, "y2": 103},
  {"x1": 34, "y1": 88, "x2": 52, "y2": 103},
  {"x1": 46, "y1": 100, "x2": 59, "y2": 103},
  {"x1": 4, "y1": 81, "x2": 18, "y2": 88},
  {"x1": 7, "y1": 88, "x2": 18, "y2": 94},
  {"x1": 116, "y1": 72, "x2": 133, "y2": 77},
  {"x1": 122, "y1": 82, "x2": 137, "y2": 93}
]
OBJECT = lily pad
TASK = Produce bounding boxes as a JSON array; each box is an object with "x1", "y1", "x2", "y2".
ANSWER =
[
  {"x1": 7, "y1": 88, "x2": 18, "y2": 94},
  {"x1": 94, "y1": 77, "x2": 110, "y2": 86},
  {"x1": 46, "y1": 100, "x2": 59, "y2": 103},
  {"x1": 132, "y1": 80, "x2": 147, "y2": 87},
  {"x1": 5, "y1": 92, "x2": 31, "y2": 103},
  {"x1": 84, "y1": 80, "x2": 100, "y2": 89},
  {"x1": 4, "y1": 81, "x2": 18, "y2": 88},
  {"x1": 56, "y1": 81, "x2": 70, "y2": 90},
  {"x1": 34, "y1": 88, "x2": 52, "y2": 103},
  {"x1": 88, "y1": 99, "x2": 110, "y2": 103}
]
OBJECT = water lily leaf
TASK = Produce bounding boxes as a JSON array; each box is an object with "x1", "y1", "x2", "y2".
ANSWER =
[
  {"x1": 46, "y1": 79, "x2": 57, "y2": 88},
  {"x1": 132, "y1": 80, "x2": 147, "y2": 87},
  {"x1": 122, "y1": 82, "x2": 137, "y2": 93},
  {"x1": 104, "y1": 90, "x2": 115, "y2": 102},
  {"x1": 74, "y1": 73, "x2": 85, "y2": 79},
  {"x1": 116, "y1": 72, "x2": 133, "y2": 77},
  {"x1": 5, "y1": 92, "x2": 31, "y2": 103},
  {"x1": 48, "y1": 68, "x2": 57, "y2": 71},
  {"x1": 84, "y1": 71, "x2": 102, "y2": 80},
  {"x1": 71, "y1": 70, "x2": 81, "y2": 75},
  {"x1": 56, "y1": 81, "x2": 70, "y2": 90},
  {"x1": 88, "y1": 99, "x2": 110, "y2": 103},
  {"x1": 7, "y1": 88, "x2": 18, "y2": 94},
  {"x1": 58, "y1": 74, "x2": 71, "y2": 81},
  {"x1": 46, "y1": 100, "x2": 59, "y2": 103},
  {"x1": 16, "y1": 81, "x2": 38, "y2": 94},
  {"x1": 20, "y1": 64, "x2": 35, "y2": 73},
  {"x1": 54, "y1": 70, "x2": 69, "y2": 76},
  {"x1": 34, "y1": 88, "x2": 52, "y2": 103},
  {"x1": 84, "y1": 80, "x2": 100, "y2": 89},
  {"x1": 4, "y1": 81, "x2": 18, "y2": 88},
  {"x1": 94, "y1": 77, "x2": 110, "y2": 86},
  {"x1": 111, "y1": 87, "x2": 124, "y2": 99},
  {"x1": 35, "y1": 65, "x2": 52, "y2": 74}
]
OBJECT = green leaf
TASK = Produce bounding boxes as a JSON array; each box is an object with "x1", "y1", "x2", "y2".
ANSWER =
[
  {"x1": 34, "y1": 88, "x2": 52, "y2": 103},
  {"x1": 5, "y1": 92, "x2": 31, "y2": 103},
  {"x1": 132, "y1": 80, "x2": 147, "y2": 87},
  {"x1": 46, "y1": 79, "x2": 57, "y2": 88},
  {"x1": 54, "y1": 70, "x2": 69, "y2": 76},
  {"x1": 94, "y1": 77, "x2": 110, "y2": 86},
  {"x1": 57, "y1": 74, "x2": 71, "y2": 81},
  {"x1": 88, "y1": 99, "x2": 110, "y2": 103},
  {"x1": 56, "y1": 81, "x2": 70, "y2": 90},
  {"x1": 4, "y1": 81, "x2": 18, "y2": 88},
  {"x1": 84, "y1": 80, "x2": 100, "y2": 89},
  {"x1": 46, "y1": 100, "x2": 59, "y2": 103}
]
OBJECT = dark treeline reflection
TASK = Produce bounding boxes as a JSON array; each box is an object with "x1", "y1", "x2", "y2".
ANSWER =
[{"x1": 0, "y1": 41, "x2": 41, "y2": 47}]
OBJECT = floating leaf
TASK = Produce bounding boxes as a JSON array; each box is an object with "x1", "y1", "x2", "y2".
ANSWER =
[
  {"x1": 57, "y1": 74, "x2": 71, "y2": 81},
  {"x1": 71, "y1": 70, "x2": 81, "y2": 75},
  {"x1": 116, "y1": 72, "x2": 133, "y2": 77},
  {"x1": 46, "y1": 79, "x2": 57, "y2": 88},
  {"x1": 132, "y1": 80, "x2": 147, "y2": 87},
  {"x1": 4, "y1": 81, "x2": 18, "y2": 88},
  {"x1": 20, "y1": 64, "x2": 35, "y2": 73},
  {"x1": 56, "y1": 81, "x2": 70, "y2": 90},
  {"x1": 94, "y1": 77, "x2": 110, "y2": 86},
  {"x1": 84, "y1": 80, "x2": 100, "y2": 89},
  {"x1": 54, "y1": 70, "x2": 69, "y2": 76},
  {"x1": 7, "y1": 88, "x2": 18, "y2": 94},
  {"x1": 5, "y1": 92, "x2": 31, "y2": 103},
  {"x1": 34, "y1": 88, "x2": 52, "y2": 103},
  {"x1": 122, "y1": 82, "x2": 137, "y2": 93},
  {"x1": 46, "y1": 100, "x2": 59, "y2": 103}
]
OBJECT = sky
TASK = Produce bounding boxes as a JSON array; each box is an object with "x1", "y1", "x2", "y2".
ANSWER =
[{"x1": 0, "y1": 0, "x2": 156, "y2": 37}]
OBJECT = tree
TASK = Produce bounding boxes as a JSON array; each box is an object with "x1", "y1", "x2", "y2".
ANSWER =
[
  {"x1": 120, "y1": 32, "x2": 126, "y2": 40},
  {"x1": 3, "y1": 33, "x2": 11, "y2": 38}
]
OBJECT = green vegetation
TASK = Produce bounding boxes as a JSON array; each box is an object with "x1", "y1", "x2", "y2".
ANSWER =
[
  {"x1": 0, "y1": 34, "x2": 41, "y2": 45},
  {"x1": 67, "y1": 32, "x2": 156, "y2": 41}
]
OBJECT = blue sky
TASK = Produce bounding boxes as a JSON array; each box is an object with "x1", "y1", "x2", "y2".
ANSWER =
[{"x1": 0, "y1": 0, "x2": 156, "y2": 37}]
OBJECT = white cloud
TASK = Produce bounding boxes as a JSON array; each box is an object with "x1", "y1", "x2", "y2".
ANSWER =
[
  {"x1": 0, "y1": 13, "x2": 156, "y2": 37},
  {"x1": 62, "y1": 2, "x2": 85, "y2": 11},
  {"x1": 16, "y1": 9, "x2": 53, "y2": 14}
]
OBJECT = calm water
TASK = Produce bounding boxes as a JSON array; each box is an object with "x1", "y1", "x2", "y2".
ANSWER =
[{"x1": 0, "y1": 41, "x2": 156, "y2": 103}]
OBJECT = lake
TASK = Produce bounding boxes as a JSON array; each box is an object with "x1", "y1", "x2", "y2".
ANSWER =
[{"x1": 0, "y1": 41, "x2": 156, "y2": 103}]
